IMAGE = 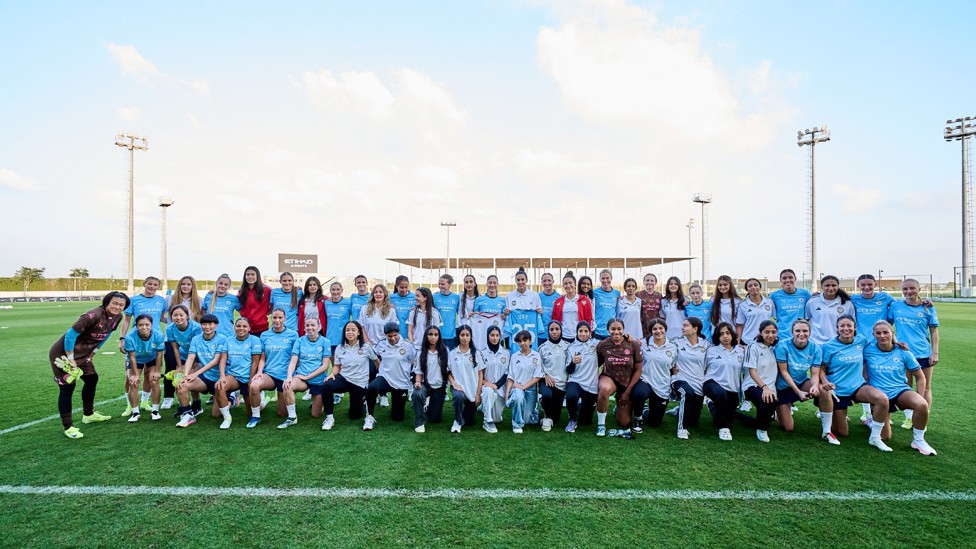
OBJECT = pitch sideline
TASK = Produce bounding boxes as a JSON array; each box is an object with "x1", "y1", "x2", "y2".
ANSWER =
[
  {"x1": 0, "y1": 484, "x2": 973, "y2": 501},
  {"x1": 0, "y1": 395, "x2": 126, "y2": 436}
]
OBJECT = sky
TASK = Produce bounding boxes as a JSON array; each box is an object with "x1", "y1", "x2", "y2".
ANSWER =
[{"x1": 1, "y1": 0, "x2": 974, "y2": 287}]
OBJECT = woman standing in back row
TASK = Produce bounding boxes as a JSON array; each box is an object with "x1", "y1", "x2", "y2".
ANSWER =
[
  {"x1": 636, "y1": 273, "x2": 663, "y2": 338},
  {"x1": 238, "y1": 266, "x2": 272, "y2": 336}
]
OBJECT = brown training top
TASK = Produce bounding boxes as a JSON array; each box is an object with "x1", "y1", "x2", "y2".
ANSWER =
[{"x1": 596, "y1": 337, "x2": 642, "y2": 386}]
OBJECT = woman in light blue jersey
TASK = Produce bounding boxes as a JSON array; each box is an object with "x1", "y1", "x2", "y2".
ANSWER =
[
  {"x1": 163, "y1": 305, "x2": 201, "y2": 414},
  {"x1": 538, "y1": 272, "x2": 560, "y2": 341},
  {"x1": 390, "y1": 275, "x2": 416, "y2": 338},
  {"x1": 864, "y1": 320, "x2": 937, "y2": 455},
  {"x1": 684, "y1": 284, "x2": 713, "y2": 340},
  {"x1": 591, "y1": 269, "x2": 621, "y2": 340},
  {"x1": 278, "y1": 317, "x2": 332, "y2": 429},
  {"x1": 773, "y1": 319, "x2": 826, "y2": 439},
  {"x1": 123, "y1": 314, "x2": 166, "y2": 422},
  {"x1": 349, "y1": 275, "x2": 371, "y2": 323},
  {"x1": 817, "y1": 315, "x2": 890, "y2": 446},
  {"x1": 203, "y1": 274, "x2": 240, "y2": 339},
  {"x1": 250, "y1": 309, "x2": 299, "y2": 420},
  {"x1": 270, "y1": 272, "x2": 302, "y2": 332},
  {"x1": 888, "y1": 278, "x2": 940, "y2": 418}
]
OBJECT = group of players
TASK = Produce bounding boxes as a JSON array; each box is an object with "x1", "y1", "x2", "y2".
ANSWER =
[{"x1": 49, "y1": 265, "x2": 940, "y2": 455}]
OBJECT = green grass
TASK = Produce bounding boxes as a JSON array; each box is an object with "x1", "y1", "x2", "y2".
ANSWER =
[{"x1": 1, "y1": 302, "x2": 974, "y2": 547}]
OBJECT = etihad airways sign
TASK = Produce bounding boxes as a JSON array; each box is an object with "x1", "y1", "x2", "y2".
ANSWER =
[{"x1": 278, "y1": 254, "x2": 318, "y2": 273}]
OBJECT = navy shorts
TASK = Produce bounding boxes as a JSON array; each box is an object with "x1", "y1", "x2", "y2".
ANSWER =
[
  {"x1": 833, "y1": 383, "x2": 870, "y2": 410},
  {"x1": 888, "y1": 389, "x2": 912, "y2": 413},
  {"x1": 201, "y1": 377, "x2": 218, "y2": 394},
  {"x1": 125, "y1": 358, "x2": 158, "y2": 370},
  {"x1": 306, "y1": 382, "x2": 326, "y2": 396},
  {"x1": 777, "y1": 388, "x2": 801, "y2": 406},
  {"x1": 917, "y1": 357, "x2": 932, "y2": 369},
  {"x1": 269, "y1": 376, "x2": 286, "y2": 392}
]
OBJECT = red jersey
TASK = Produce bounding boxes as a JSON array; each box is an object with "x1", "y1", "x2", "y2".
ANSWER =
[{"x1": 239, "y1": 286, "x2": 271, "y2": 333}]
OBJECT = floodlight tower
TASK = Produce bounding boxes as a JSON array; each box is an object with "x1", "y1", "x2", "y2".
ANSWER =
[
  {"x1": 440, "y1": 220, "x2": 456, "y2": 283},
  {"x1": 693, "y1": 194, "x2": 712, "y2": 284},
  {"x1": 159, "y1": 197, "x2": 174, "y2": 293},
  {"x1": 685, "y1": 218, "x2": 695, "y2": 283},
  {"x1": 115, "y1": 133, "x2": 149, "y2": 295},
  {"x1": 797, "y1": 125, "x2": 830, "y2": 292},
  {"x1": 945, "y1": 116, "x2": 976, "y2": 297}
]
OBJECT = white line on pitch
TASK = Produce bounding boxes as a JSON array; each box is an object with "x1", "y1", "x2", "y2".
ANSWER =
[
  {"x1": 0, "y1": 396, "x2": 126, "y2": 436},
  {"x1": 0, "y1": 485, "x2": 973, "y2": 501}
]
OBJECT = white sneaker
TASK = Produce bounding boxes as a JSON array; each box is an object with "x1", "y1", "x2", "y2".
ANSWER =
[
  {"x1": 677, "y1": 428, "x2": 689, "y2": 440},
  {"x1": 869, "y1": 437, "x2": 893, "y2": 452},
  {"x1": 127, "y1": 412, "x2": 140, "y2": 423},
  {"x1": 302, "y1": 391, "x2": 312, "y2": 401},
  {"x1": 911, "y1": 439, "x2": 937, "y2": 456},
  {"x1": 415, "y1": 424, "x2": 426, "y2": 433},
  {"x1": 451, "y1": 421, "x2": 462, "y2": 433},
  {"x1": 483, "y1": 422, "x2": 497, "y2": 434},
  {"x1": 150, "y1": 410, "x2": 162, "y2": 421},
  {"x1": 564, "y1": 420, "x2": 577, "y2": 433},
  {"x1": 739, "y1": 401, "x2": 753, "y2": 412},
  {"x1": 363, "y1": 415, "x2": 376, "y2": 431},
  {"x1": 665, "y1": 406, "x2": 679, "y2": 417},
  {"x1": 380, "y1": 395, "x2": 390, "y2": 407},
  {"x1": 822, "y1": 432, "x2": 841, "y2": 445},
  {"x1": 161, "y1": 398, "x2": 174, "y2": 410},
  {"x1": 541, "y1": 418, "x2": 553, "y2": 432},
  {"x1": 175, "y1": 413, "x2": 196, "y2": 428},
  {"x1": 219, "y1": 417, "x2": 232, "y2": 430},
  {"x1": 756, "y1": 430, "x2": 770, "y2": 443},
  {"x1": 321, "y1": 415, "x2": 335, "y2": 431},
  {"x1": 512, "y1": 426, "x2": 523, "y2": 434},
  {"x1": 718, "y1": 428, "x2": 732, "y2": 441}
]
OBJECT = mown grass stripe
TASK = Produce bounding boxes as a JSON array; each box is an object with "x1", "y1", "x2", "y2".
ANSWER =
[
  {"x1": 1, "y1": 485, "x2": 974, "y2": 501},
  {"x1": 0, "y1": 396, "x2": 125, "y2": 436}
]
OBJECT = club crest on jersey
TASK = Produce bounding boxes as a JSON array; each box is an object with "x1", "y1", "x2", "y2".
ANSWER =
[
  {"x1": 856, "y1": 345, "x2": 862, "y2": 350},
  {"x1": 876, "y1": 300, "x2": 883, "y2": 306},
  {"x1": 511, "y1": 300, "x2": 517, "y2": 306},
  {"x1": 666, "y1": 350, "x2": 673, "y2": 357},
  {"x1": 492, "y1": 320, "x2": 499, "y2": 326},
  {"x1": 764, "y1": 304, "x2": 771, "y2": 311},
  {"x1": 837, "y1": 306, "x2": 845, "y2": 313},
  {"x1": 357, "y1": 348, "x2": 364, "y2": 355},
  {"x1": 500, "y1": 357, "x2": 507, "y2": 364},
  {"x1": 532, "y1": 357, "x2": 538, "y2": 365},
  {"x1": 624, "y1": 348, "x2": 631, "y2": 355},
  {"x1": 399, "y1": 348, "x2": 406, "y2": 355},
  {"x1": 917, "y1": 312, "x2": 924, "y2": 318},
  {"x1": 893, "y1": 357, "x2": 901, "y2": 363}
]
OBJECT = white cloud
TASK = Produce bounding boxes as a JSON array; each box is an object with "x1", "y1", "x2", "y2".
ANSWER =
[
  {"x1": 106, "y1": 43, "x2": 209, "y2": 94},
  {"x1": 117, "y1": 106, "x2": 139, "y2": 121},
  {"x1": 294, "y1": 67, "x2": 466, "y2": 125},
  {"x1": 0, "y1": 169, "x2": 33, "y2": 190},
  {"x1": 831, "y1": 184, "x2": 882, "y2": 212},
  {"x1": 536, "y1": 1, "x2": 785, "y2": 148}
]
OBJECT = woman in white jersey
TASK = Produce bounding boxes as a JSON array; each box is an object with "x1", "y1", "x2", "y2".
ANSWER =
[
  {"x1": 364, "y1": 322, "x2": 417, "y2": 430},
  {"x1": 615, "y1": 278, "x2": 643, "y2": 341},
  {"x1": 740, "y1": 320, "x2": 779, "y2": 443},
  {"x1": 320, "y1": 321, "x2": 377, "y2": 431},
  {"x1": 659, "y1": 276, "x2": 688, "y2": 340},
  {"x1": 633, "y1": 318, "x2": 677, "y2": 433},
  {"x1": 407, "y1": 287, "x2": 443, "y2": 348},
  {"x1": 735, "y1": 278, "x2": 774, "y2": 344},
  {"x1": 671, "y1": 317, "x2": 711, "y2": 440},
  {"x1": 805, "y1": 275, "x2": 855, "y2": 344},
  {"x1": 702, "y1": 322, "x2": 744, "y2": 441},
  {"x1": 459, "y1": 274, "x2": 480, "y2": 322},
  {"x1": 710, "y1": 275, "x2": 742, "y2": 328},
  {"x1": 477, "y1": 325, "x2": 508, "y2": 433},
  {"x1": 411, "y1": 326, "x2": 450, "y2": 433},
  {"x1": 357, "y1": 284, "x2": 398, "y2": 346},
  {"x1": 564, "y1": 321, "x2": 598, "y2": 433},
  {"x1": 447, "y1": 325, "x2": 483, "y2": 433},
  {"x1": 538, "y1": 321, "x2": 570, "y2": 431}
]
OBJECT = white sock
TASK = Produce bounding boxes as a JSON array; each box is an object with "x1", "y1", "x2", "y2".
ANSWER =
[
  {"x1": 286, "y1": 404, "x2": 296, "y2": 419},
  {"x1": 141, "y1": 391, "x2": 150, "y2": 402},
  {"x1": 251, "y1": 406, "x2": 261, "y2": 418},
  {"x1": 861, "y1": 402, "x2": 871, "y2": 415},
  {"x1": 912, "y1": 427, "x2": 925, "y2": 442},
  {"x1": 597, "y1": 412, "x2": 607, "y2": 426},
  {"x1": 820, "y1": 411, "x2": 833, "y2": 435},
  {"x1": 220, "y1": 405, "x2": 231, "y2": 420},
  {"x1": 905, "y1": 409, "x2": 914, "y2": 420},
  {"x1": 151, "y1": 404, "x2": 159, "y2": 412},
  {"x1": 869, "y1": 420, "x2": 884, "y2": 440}
]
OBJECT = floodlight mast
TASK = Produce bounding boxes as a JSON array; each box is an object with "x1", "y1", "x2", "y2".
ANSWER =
[
  {"x1": 440, "y1": 221, "x2": 456, "y2": 288},
  {"x1": 686, "y1": 218, "x2": 695, "y2": 283},
  {"x1": 115, "y1": 133, "x2": 148, "y2": 295},
  {"x1": 945, "y1": 116, "x2": 976, "y2": 296},
  {"x1": 159, "y1": 197, "x2": 174, "y2": 293},
  {"x1": 797, "y1": 125, "x2": 830, "y2": 292},
  {"x1": 692, "y1": 194, "x2": 712, "y2": 284}
]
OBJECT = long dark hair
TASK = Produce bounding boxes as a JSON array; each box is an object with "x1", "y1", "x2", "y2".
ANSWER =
[
  {"x1": 419, "y1": 326, "x2": 449, "y2": 382},
  {"x1": 413, "y1": 287, "x2": 435, "y2": 331},
  {"x1": 711, "y1": 321, "x2": 739, "y2": 346},
  {"x1": 578, "y1": 275, "x2": 594, "y2": 299},
  {"x1": 710, "y1": 275, "x2": 740, "y2": 325},
  {"x1": 821, "y1": 275, "x2": 851, "y2": 304},
  {"x1": 239, "y1": 265, "x2": 266, "y2": 306},
  {"x1": 342, "y1": 321, "x2": 366, "y2": 348},
  {"x1": 456, "y1": 324, "x2": 475, "y2": 365},
  {"x1": 665, "y1": 276, "x2": 686, "y2": 311},
  {"x1": 460, "y1": 274, "x2": 480, "y2": 317},
  {"x1": 304, "y1": 276, "x2": 324, "y2": 302}
]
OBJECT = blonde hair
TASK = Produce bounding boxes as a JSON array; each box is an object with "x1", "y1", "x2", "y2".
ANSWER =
[
  {"x1": 177, "y1": 276, "x2": 203, "y2": 321},
  {"x1": 365, "y1": 284, "x2": 392, "y2": 318}
]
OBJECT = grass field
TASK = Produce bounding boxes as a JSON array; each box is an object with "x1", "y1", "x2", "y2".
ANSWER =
[{"x1": 0, "y1": 302, "x2": 974, "y2": 547}]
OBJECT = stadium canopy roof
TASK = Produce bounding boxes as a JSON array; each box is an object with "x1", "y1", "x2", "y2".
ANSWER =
[{"x1": 387, "y1": 257, "x2": 693, "y2": 270}]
